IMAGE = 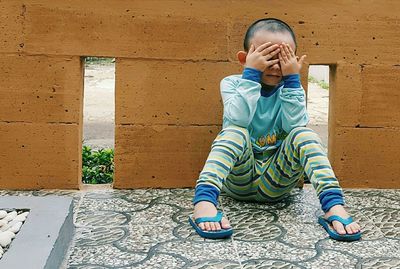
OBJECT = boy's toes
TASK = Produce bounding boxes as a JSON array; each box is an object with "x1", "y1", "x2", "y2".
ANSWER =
[
  {"x1": 332, "y1": 221, "x2": 362, "y2": 235},
  {"x1": 354, "y1": 223, "x2": 361, "y2": 232},
  {"x1": 350, "y1": 223, "x2": 361, "y2": 233},
  {"x1": 204, "y1": 222, "x2": 211, "y2": 231},
  {"x1": 333, "y1": 221, "x2": 346, "y2": 235},
  {"x1": 199, "y1": 222, "x2": 205, "y2": 231},
  {"x1": 196, "y1": 220, "x2": 231, "y2": 231},
  {"x1": 221, "y1": 217, "x2": 231, "y2": 229},
  {"x1": 198, "y1": 222, "x2": 206, "y2": 231},
  {"x1": 345, "y1": 225, "x2": 353, "y2": 234}
]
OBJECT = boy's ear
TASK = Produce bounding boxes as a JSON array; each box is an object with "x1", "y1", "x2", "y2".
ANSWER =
[{"x1": 236, "y1": 51, "x2": 247, "y2": 65}]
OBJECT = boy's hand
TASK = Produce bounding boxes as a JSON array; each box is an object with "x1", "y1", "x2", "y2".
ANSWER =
[
  {"x1": 245, "y1": 42, "x2": 281, "y2": 72},
  {"x1": 279, "y1": 43, "x2": 307, "y2": 76}
]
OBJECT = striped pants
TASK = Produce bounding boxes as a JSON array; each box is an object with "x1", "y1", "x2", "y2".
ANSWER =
[{"x1": 196, "y1": 125, "x2": 342, "y2": 203}]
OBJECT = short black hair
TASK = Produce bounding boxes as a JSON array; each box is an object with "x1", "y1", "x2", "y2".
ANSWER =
[{"x1": 243, "y1": 18, "x2": 297, "y2": 52}]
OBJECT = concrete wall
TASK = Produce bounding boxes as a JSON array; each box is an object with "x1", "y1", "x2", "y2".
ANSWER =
[{"x1": 1, "y1": 1, "x2": 399, "y2": 189}]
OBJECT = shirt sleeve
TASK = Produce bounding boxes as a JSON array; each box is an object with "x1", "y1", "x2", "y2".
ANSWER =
[
  {"x1": 279, "y1": 74, "x2": 309, "y2": 133},
  {"x1": 221, "y1": 69, "x2": 262, "y2": 128}
]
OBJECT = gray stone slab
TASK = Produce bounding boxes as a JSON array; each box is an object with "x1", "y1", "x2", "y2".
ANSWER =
[{"x1": 0, "y1": 196, "x2": 74, "y2": 269}]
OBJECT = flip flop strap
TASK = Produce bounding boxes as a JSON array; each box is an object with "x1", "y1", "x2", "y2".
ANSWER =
[
  {"x1": 327, "y1": 215, "x2": 354, "y2": 226},
  {"x1": 195, "y1": 211, "x2": 223, "y2": 224}
]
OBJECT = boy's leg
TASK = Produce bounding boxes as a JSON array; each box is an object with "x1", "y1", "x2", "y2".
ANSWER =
[
  {"x1": 254, "y1": 126, "x2": 341, "y2": 201},
  {"x1": 193, "y1": 125, "x2": 255, "y2": 231},
  {"x1": 255, "y1": 127, "x2": 360, "y2": 234}
]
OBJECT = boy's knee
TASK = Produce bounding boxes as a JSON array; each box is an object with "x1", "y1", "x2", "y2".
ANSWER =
[
  {"x1": 222, "y1": 125, "x2": 250, "y2": 137},
  {"x1": 221, "y1": 125, "x2": 250, "y2": 141},
  {"x1": 290, "y1": 126, "x2": 315, "y2": 134},
  {"x1": 288, "y1": 126, "x2": 321, "y2": 144},
  {"x1": 213, "y1": 125, "x2": 250, "y2": 149}
]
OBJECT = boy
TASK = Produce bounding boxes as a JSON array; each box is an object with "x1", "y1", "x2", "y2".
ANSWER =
[{"x1": 189, "y1": 18, "x2": 361, "y2": 241}]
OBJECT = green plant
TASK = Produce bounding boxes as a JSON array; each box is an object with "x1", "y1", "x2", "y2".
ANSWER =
[
  {"x1": 84, "y1": 57, "x2": 115, "y2": 66},
  {"x1": 308, "y1": 75, "x2": 329, "y2": 90},
  {"x1": 82, "y1": 145, "x2": 114, "y2": 184}
]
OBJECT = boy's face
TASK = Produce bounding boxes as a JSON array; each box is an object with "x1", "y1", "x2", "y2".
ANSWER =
[{"x1": 248, "y1": 30, "x2": 296, "y2": 86}]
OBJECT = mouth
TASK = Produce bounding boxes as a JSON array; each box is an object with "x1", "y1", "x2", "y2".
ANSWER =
[{"x1": 265, "y1": 75, "x2": 282, "y2": 78}]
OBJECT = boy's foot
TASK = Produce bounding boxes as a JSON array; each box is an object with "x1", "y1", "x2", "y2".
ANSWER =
[
  {"x1": 193, "y1": 202, "x2": 360, "y2": 235},
  {"x1": 193, "y1": 201, "x2": 231, "y2": 231},
  {"x1": 324, "y1": 205, "x2": 361, "y2": 235}
]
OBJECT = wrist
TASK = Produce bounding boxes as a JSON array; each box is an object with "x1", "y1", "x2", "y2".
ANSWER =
[
  {"x1": 282, "y1": 70, "x2": 299, "y2": 76},
  {"x1": 283, "y1": 73, "x2": 301, "y2": 88},
  {"x1": 242, "y1": 67, "x2": 262, "y2": 82},
  {"x1": 244, "y1": 64, "x2": 263, "y2": 72}
]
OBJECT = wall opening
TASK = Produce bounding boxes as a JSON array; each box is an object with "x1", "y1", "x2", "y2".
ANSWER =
[
  {"x1": 82, "y1": 57, "x2": 115, "y2": 185},
  {"x1": 307, "y1": 65, "x2": 330, "y2": 150},
  {"x1": 305, "y1": 65, "x2": 330, "y2": 183}
]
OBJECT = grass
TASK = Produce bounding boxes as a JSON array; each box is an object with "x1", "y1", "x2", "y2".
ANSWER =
[{"x1": 308, "y1": 75, "x2": 329, "y2": 90}]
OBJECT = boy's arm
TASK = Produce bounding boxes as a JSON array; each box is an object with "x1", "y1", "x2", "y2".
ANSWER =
[
  {"x1": 280, "y1": 73, "x2": 309, "y2": 133},
  {"x1": 221, "y1": 67, "x2": 262, "y2": 128},
  {"x1": 222, "y1": 42, "x2": 281, "y2": 128},
  {"x1": 278, "y1": 43, "x2": 309, "y2": 133},
  {"x1": 192, "y1": 43, "x2": 281, "y2": 206},
  {"x1": 192, "y1": 68, "x2": 262, "y2": 207}
]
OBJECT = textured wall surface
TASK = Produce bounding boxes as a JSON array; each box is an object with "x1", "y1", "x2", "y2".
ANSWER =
[{"x1": 0, "y1": 0, "x2": 399, "y2": 189}]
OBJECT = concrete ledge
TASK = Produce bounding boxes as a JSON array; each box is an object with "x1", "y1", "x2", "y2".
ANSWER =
[{"x1": 0, "y1": 196, "x2": 74, "y2": 269}]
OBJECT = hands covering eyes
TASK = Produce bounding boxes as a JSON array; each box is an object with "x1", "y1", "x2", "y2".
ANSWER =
[{"x1": 245, "y1": 42, "x2": 306, "y2": 76}]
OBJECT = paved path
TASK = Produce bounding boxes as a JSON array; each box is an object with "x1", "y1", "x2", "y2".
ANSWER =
[
  {"x1": 83, "y1": 64, "x2": 115, "y2": 150},
  {"x1": 307, "y1": 81, "x2": 329, "y2": 149},
  {"x1": 1, "y1": 187, "x2": 399, "y2": 268}
]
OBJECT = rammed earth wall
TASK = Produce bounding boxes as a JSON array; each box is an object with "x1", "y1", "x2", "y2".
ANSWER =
[{"x1": 0, "y1": 1, "x2": 399, "y2": 189}]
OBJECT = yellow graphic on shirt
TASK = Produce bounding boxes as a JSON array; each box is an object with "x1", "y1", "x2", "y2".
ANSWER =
[
  {"x1": 257, "y1": 136, "x2": 267, "y2": 147},
  {"x1": 267, "y1": 134, "x2": 277, "y2": 145},
  {"x1": 255, "y1": 130, "x2": 287, "y2": 148},
  {"x1": 256, "y1": 134, "x2": 277, "y2": 147}
]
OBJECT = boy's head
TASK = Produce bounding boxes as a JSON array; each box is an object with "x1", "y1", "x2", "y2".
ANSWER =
[{"x1": 237, "y1": 18, "x2": 297, "y2": 86}]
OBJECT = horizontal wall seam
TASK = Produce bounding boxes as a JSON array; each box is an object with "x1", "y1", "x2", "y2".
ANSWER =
[
  {"x1": 339, "y1": 125, "x2": 399, "y2": 130},
  {"x1": 0, "y1": 121, "x2": 78, "y2": 125},
  {"x1": 117, "y1": 123, "x2": 222, "y2": 127},
  {"x1": 115, "y1": 56, "x2": 230, "y2": 63},
  {"x1": 0, "y1": 52, "x2": 231, "y2": 63}
]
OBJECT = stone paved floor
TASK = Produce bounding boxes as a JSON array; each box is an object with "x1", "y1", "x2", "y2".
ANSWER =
[{"x1": 1, "y1": 186, "x2": 400, "y2": 268}]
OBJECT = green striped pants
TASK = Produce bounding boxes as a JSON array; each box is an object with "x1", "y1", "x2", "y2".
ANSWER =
[{"x1": 196, "y1": 125, "x2": 342, "y2": 203}]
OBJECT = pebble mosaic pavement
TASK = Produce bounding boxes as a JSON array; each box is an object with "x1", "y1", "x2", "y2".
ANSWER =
[{"x1": 0, "y1": 186, "x2": 399, "y2": 269}]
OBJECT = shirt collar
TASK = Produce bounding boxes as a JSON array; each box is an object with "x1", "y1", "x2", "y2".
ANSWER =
[{"x1": 260, "y1": 81, "x2": 283, "y2": 97}]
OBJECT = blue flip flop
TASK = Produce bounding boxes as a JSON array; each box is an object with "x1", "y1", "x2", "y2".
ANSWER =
[
  {"x1": 188, "y1": 211, "x2": 233, "y2": 239},
  {"x1": 318, "y1": 215, "x2": 362, "y2": 241}
]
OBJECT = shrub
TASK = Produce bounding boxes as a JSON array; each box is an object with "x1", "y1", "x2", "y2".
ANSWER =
[
  {"x1": 84, "y1": 57, "x2": 115, "y2": 65},
  {"x1": 82, "y1": 145, "x2": 114, "y2": 184},
  {"x1": 308, "y1": 75, "x2": 329, "y2": 90}
]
